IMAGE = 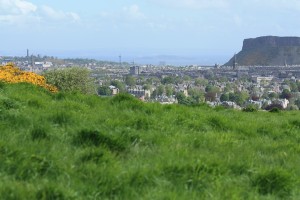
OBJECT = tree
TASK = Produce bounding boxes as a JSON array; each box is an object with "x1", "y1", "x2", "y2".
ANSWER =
[
  {"x1": 280, "y1": 89, "x2": 292, "y2": 100},
  {"x1": 205, "y1": 92, "x2": 217, "y2": 102},
  {"x1": 223, "y1": 84, "x2": 232, "y2": 93},
  {"x1": 205, "y1": 85, "x2": 219, "y2": 93},
  {"x1": 111, "y1": 80, "x2": 125, "y2": 92},
  {"x1": 156, "y1": 85, "x2": 164, "y2": 96},
  {"x1": 228, "y1": 92, "x2": 249, "y2": 106},
  {"x1": 194, "y1": 78, "x2": 208, "y2": 86},
  {"x1": 98, "y1": 86, "x2": 111, "y2": 96},
  {"x1": 44, "y1": 67, "x2": 95, "y2": 94},
  {"x1": 175, "y1": 92, "x2": 197, "y2": 105},
  {"x1": 162, "y1": 76, "x2": 175, "y2": 85},
  {"x1": 290, "y1": 82, "x2": 298, "y2": 92},
  {"x1": 220, "y1": 93, "x2": 229, "y2": 102},
  {"x1": 165, "y1": 85, "x2": 174, "y2": 97},
  {"x1": 268, "y1": 92, "x2": 278, "y2": 100},
  {"x1": 183, "y1": 75, "x2": 191, "y2": 81},
  {"x1": 251, "y1": 95, "x2": 260, "y2": 101},
  {"x1": 188, "y1": 88, "x2": 205, "y2": 103},
  {"x1": 143, "y1": 84, "x2": 151, "y2": 90},
  {"x1": 125, "y1": 76, "x2": 136, "y2": 88},
  {"x1": 294, "y1": 99, "x2": 300, "y2": 108},
  {"x1": 151, "y1": 90, "x2": 157, "y2": 98},
  {"x1": 235, "y1": 91, "x2": 249, "y2": 106}
]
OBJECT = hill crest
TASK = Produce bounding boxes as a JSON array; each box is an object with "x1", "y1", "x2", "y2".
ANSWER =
[{"x1": 225, "y1": 36, "x2": 300, "y2": 66}]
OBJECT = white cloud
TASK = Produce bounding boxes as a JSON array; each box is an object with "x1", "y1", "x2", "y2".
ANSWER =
[
  {"x1": 0, "y1": 0, "x2": 37, "y2": 15},
  {"x1": 122, "y1": 4, "x2": 146, "y2": 20},
  {"x1": 148, "y1": 0, "x2": 228, "y2": 9},
  {"x1": 40, "y1": 5, "x2": 81, "y2": 22},
  {"x1": 0, "y1": 0, "x2": 80, "y2": 24}
]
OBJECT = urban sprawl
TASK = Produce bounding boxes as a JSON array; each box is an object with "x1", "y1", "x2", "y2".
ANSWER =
[{"x1": 2, "y1": 54, "x2": 300, "y2": 111}]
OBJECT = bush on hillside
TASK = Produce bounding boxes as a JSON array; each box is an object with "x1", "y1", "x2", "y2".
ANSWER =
[
  {"x1": 0, "y1": 63, "x2": 57, "y2": 92},
  {"x1": 44, "y1": 67, "x2": 96, "y2": 94},
  {"x1": 265, "y1": 103, "x2": 283, "y2": 111},
  {"x1": 242, "y1": 104, "x2": 258, "y2": 112}
]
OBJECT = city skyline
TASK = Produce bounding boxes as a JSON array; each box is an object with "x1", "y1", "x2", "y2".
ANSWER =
[{"x1": 1, "y1": 0, "x2": 300, "y2": 65}]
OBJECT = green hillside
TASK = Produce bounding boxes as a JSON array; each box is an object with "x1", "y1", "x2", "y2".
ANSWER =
[{"x1": 1, "y1": 82, "x2": 300, "y2": 199}]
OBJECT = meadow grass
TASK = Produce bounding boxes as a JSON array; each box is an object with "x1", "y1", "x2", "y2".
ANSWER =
[{"x1": 0, "y1": 83, "x2": 300, "y2": 199}]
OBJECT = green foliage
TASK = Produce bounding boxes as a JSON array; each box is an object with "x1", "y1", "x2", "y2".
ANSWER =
[
  {"x1": 0, "y1": 83, "x2": 300, "y2": 199},
  {"x1": 243, "y1": 104, "x2": 258, "y2": 112},
  {"x1": 280, "y1": 89, "x2": 292, "y2": 99},
  {"x1": 97, "y1": 85, "x2": 112, "y2": 96},
  {"x1": 165, "y1": 85, "x2": 174, "y2": 96},
  {"x1": 125, "y1": 75, "x2": 136, "y2": 87},
  {"x1": 44, "y1": 67, "x2": 96, "y2": 94},
  {"x1": 194, "y1": 77, "x2": 208, "y2": 86},
  {"x1": 220, "y1": 93, "x2": 229, "y2": 102},
  {"x1": 176, "y1": 92, "x2": 198, "y2": 105},
  {"x1": 156, "y1": 85, "x2": 164, "y2": 96},
  {"x1": 111, "y1": 80, "x2": 125, "y2": 92},
  {"x1": 228, "y1": 91, "x2": 249, "y2": 106},
  {"x1": 205, "y1": 84, "x2": 219, "y2": 93}
]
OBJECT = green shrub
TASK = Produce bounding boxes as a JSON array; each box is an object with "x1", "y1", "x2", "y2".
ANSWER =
[
  {"x1": 44, "y1": 67, "x2": 96, "y2": 94},
  {"x1": 269, "y1": 107, "x2": 281, "y2": 113},
  {"x1": 243, "y1": 104, "x2": 258, "y2": 112}
]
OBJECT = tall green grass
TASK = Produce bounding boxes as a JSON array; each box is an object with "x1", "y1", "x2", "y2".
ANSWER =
[{"x1": 0, "y1": 83, "x2": 299, "y2": 199}]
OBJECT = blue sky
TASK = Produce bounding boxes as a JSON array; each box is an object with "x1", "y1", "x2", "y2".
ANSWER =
[{"x1": 1, "y1": 0, "x2": 300, "y2": 64}]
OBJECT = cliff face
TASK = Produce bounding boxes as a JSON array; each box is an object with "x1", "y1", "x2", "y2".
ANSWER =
[{"x1": 225, "y1": 36, "x2": 300, "y2": 66}]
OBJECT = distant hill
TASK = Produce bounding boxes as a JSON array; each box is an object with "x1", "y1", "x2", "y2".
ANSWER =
[{"x1": 224, "y1": 36, "x2": 300, "y2": 66}]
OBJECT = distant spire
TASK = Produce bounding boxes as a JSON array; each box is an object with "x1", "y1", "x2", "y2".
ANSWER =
[
  {"x1": 284, "y1": 59, "x2": 287, "y2": 67},
  {"x1": 233, "y1": 53, "x2": 238, "y2": 70}
]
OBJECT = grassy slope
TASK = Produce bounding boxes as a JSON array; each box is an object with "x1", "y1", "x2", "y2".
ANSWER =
[{"x1": 0, "y1": 83, "x2": 300, "y2": 200}]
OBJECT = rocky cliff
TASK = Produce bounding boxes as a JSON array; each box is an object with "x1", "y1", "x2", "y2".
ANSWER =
[{"x1": 224, "y1": 36, "x2": 300, "y2": 66}]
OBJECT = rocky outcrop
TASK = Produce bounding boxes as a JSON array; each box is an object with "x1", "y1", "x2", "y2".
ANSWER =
[{"x1": 225, "y1": 36, "x2": 300, "y2": 66}]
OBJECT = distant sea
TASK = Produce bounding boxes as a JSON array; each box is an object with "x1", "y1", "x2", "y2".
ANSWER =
[
  {"x1": 94, "y1": 55, "x2": 229, "y2": 66},
  {"x1": 3, "y1": 49, "x2": 230, "y2": 66}
]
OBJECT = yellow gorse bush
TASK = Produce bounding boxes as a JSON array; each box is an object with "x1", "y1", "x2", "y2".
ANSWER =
[{"x1": 0, "y1": 63, "x2": 58, "y2": 92}]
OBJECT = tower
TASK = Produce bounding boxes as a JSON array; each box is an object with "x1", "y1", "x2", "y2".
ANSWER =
[
  {"x1": 119, "y1": 54, "x2": 122, "y2": 68},
  {"x1": 27, "y1": 49, "x2": 30, "y2": 65},
  {"x1": 284, "y1": 59, "x2": 287, "y2": 67},
  {"x1": 233, "y1": 53, "x2": 238, "y2": 70}
]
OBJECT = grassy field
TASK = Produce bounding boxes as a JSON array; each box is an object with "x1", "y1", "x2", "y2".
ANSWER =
[{"x1": 0, "y1": 82, "x2": 300, "y2": 199}]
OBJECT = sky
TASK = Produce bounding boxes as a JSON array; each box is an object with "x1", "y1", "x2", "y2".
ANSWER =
[{"x1": 1, "y1": 0, "x2": 300, "y2": 65}]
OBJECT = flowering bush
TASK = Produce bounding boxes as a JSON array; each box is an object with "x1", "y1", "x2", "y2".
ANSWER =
[{"x1": 0, "y1": 63, "x2": 58, "y2": 92}]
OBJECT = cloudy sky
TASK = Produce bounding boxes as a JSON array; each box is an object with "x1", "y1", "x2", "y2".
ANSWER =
[{"x1": 1, "y1": 0, "x2": 300, "y2": 64}]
